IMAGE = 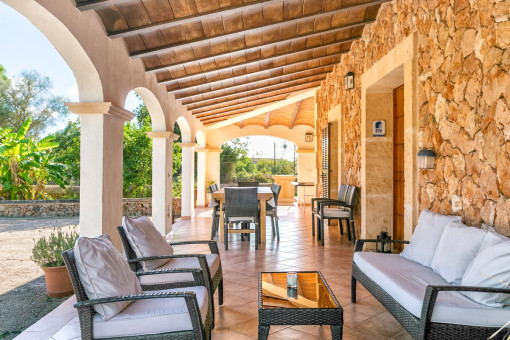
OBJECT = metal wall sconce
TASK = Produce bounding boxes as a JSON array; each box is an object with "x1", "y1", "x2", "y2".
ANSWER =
[
  {"x1": 344, "y1": 72, "x2": 354, "y2": 90},
  {"x1": 417, "y1": 148, "x2": 436, "y2": 169}
]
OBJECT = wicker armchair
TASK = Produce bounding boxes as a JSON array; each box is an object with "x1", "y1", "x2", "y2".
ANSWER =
[
  {"x1": 223, "y1": 187, "x2": 260, "y2": 250},
  {"x1": 62, "y1": 248, "x2": 211, "y2": 340},
  {"x1": 315, "y1": 185, "x2": 358, "y2": 245},
  {"x1": 266, "y1": 183, "x2": 282, "y2": 240},
  {"x1": 311, "y1": 184, "x2": 348, "y2": 236},
  {"x1": 208, "y1": 184, "x2": 220, "y2": 240}
]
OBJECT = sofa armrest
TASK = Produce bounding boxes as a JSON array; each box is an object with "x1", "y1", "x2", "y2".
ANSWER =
[
  {"x1": 168, "y1": 240, "x2": 219, "y2": 254},
  {"x1": 354, "y1": 239, "x2": 410, "y2": 252},
  {"x1": 420, "y1": 285, "x2": 510, "y2": 336}
]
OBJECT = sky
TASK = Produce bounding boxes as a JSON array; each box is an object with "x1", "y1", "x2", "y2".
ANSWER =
[{"x1": 0, "y1": 2, "x2": 295, "y2": 160}]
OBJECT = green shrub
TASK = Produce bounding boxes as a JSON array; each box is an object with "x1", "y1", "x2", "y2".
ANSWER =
[{"x1": 31, "y1": 228, "x2": 79, "y2": 267}]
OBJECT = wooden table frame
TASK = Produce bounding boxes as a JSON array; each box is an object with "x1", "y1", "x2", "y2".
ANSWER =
[{"x1": 212, "y1": 187, "x2": 274, "y2": 244}]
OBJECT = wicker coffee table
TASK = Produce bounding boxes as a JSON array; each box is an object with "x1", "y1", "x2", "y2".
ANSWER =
[{"x1": 258, "y1": 271, "x2": 343, "y2": 340}]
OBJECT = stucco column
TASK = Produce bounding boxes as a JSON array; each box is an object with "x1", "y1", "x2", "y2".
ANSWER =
[
  {"x1": 205, "y1": 148, "x2": 222, "y2": 187},
  {"x1": 179, "y1": 143, "x2": 197, "y2": 219},
  {"x1": 66, "y1": 102, "x2": 134, "y2": 249},
  {"x1": 147, "y1": 131, "x2": 179, "y2": 235},
  {"x1": 195, "y1": 148, "x2": 208, "y2": 207}
]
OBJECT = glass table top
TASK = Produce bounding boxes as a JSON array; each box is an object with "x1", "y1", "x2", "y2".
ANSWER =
[{"x1": 260, "y1": 272, "x2": 339, "y2": 309}]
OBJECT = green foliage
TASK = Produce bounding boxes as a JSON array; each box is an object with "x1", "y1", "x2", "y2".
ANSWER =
[
  {"x1": 0, "y1": 118, "x2": 69, "y2": 200},
  {"x1": 53, "y1": 120, "x2": 80, "y2": 182},
  {"x1": 172, "y1": 174, "x2": 182, "y2": 198},
  {"x1": 31, "y1": 228, "x2": 79, "y2": 267},
  {"x1": 123, "y1": 104, "x2": 153, "y2": 198},
  {"x1": 0, "y1": 69, "x2": 69, "y2": 139}
]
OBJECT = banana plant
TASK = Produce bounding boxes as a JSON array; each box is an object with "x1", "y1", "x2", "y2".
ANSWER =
[{"x1": 0, "y1": 118, "x2": 69, "y2": 200}]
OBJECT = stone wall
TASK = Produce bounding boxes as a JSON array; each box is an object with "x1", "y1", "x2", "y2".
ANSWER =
[
  {"x1": 0, "y1": 198, "x2": 153, "y2": 218},
  {"x1": 316, "y1": 0, "x2": 510, "y2": 234}
]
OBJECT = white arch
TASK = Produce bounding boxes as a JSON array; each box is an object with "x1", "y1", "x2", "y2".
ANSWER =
[
  {"x1": 176, "y1": 117, "x2": 192, "y2": 143},
  {"x1": 195, "y1": 130, "x2": 206, "y2": 147},
  {"x1": 4, "y1": 0, "x2": 103, "y2": 102},
  {"x1": 128, "y1": 87, "x2": 166, "y2": 131}
]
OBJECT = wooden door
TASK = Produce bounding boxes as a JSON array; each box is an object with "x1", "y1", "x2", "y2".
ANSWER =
[
  {"x1": 393, "y1": 85, "x2": 405, "y2": 246},
  {"x1": 321, "y1": 126, "x2": 329, "y2": 198},
  {"x1": 328, "y1": 122, "x2": 339, "y2": 199}
]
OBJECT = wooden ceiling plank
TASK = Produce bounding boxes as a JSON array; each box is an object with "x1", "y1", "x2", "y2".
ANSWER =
[
  {"x1": 128, "y1": 0, "x2": 387, "y2": 57},
  {"x1": 170, "y1": 61, "x2": 336, "y2": 94},
  {"x1": 183, "y1": 77, "x2": 325, "y2": 110},
  {"x1": 108, "y1": 0, "x2": 283, "y2": 38},
  {"x1": 198, "y1": 95, "x2": 288, "y2": 119},
  {"x1": 289, "y1": 101, "x2": 301, "y2": 129},
  {"x1": 146, "y1": 18, "x2": 368, "y2": 73}
]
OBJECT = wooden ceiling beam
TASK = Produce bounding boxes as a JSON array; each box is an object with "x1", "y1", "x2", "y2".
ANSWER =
[
  {"x1": 189, "y1": 82, "x2": 322, "y2": 113},
  {"x1": 107, "y1": 0, "x2": 280, "y2": 38},
  {"x1": 197, "y1": 94, "x2": 289, "y2": 119},
  {"x1": 289, "y1": 102, "x2": 301, "y2": 129},
  {"x1": 168, "y1": 57, "x2": 340, "y2": 93},
  {"x1": 172, "y1": 65, "x2": 334, "y2": 99},
  {"x1": 183, "y1": 79, "x2": 324, "y2": 108},
  {"x1": 145, "y1": 18, "x2": 370, "y2": 73},
  {"x1": 264, "y1": 111, "x2": 271, "y2": 129},
  {"x1": 130, "y1": 0, "x2": 387, "y2": 58},
  {"x1": 159, "y1": 44, "x2": 348, "y2": 86},
  {"x1": 76, "y1": 0, "x2": 132, "y2": 11}
]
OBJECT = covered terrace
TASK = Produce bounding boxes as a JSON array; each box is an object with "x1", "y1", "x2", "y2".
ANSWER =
[{"x1": 3, "y1": 0, "x2": 510, "y2": 339}]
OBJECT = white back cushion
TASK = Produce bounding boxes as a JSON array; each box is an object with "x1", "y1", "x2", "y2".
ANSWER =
[
  {"x1": 430, "y1": 222, "x2": 486, "y2": 284},
  {"x1": 400, "y1": 210, "x2": 461, "y2": 267},
  {"x1": 74, "y1": 234, "x2": 143, "y2": 320},
  {"x1": 122, "y1": 216, "x2": 173, "y2": 270},
  {"x1": 461, "y1": 241, "x2": 510, "y2": 307}
]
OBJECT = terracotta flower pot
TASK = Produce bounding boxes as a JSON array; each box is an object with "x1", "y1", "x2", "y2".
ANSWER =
[{"x1": 42, "y1": 265, "x2": 74, "y2": 298}]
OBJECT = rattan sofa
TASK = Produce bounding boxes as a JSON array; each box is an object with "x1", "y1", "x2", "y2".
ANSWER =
[{"x1": 351, "y1": 237, "x2": 510, "y2": 339}]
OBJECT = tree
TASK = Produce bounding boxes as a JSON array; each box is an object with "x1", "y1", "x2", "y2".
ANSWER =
[
  {"x1": 0, "y1": 69, "x2": 69, "y2": 139},
  {"x1": 0, "y1": 118, "x2": 68, "y2": 200},
  {"x1": 53, "y1": 120, "x2": 80, "y2": 182}
]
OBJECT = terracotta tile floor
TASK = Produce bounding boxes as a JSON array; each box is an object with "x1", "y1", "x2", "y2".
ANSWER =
[{"x1": 17, "y1": 205, "x2": 412, "y2": 340}]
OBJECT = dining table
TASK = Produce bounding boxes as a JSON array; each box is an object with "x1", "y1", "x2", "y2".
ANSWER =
[{"x1": 211, "y1": 187, "x2": 274, "y2": 244}]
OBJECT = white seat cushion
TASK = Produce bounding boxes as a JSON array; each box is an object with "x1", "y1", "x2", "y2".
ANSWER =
[
  {"x1": 323, "y1": 207, "x2": 350, "y2": 218},
  {"x1": 93, "y1": 286, "x2": 208, "y2": 339},
  {"x1": 400, "y1": 210, "x2": 461, "y2": 267},
  {"x1": 122, "y1": 216, "x2": 174, "y2": 270},
  {"x1": 139, "y1": 254, "x2": 220, "y2": 286},
  {"x1": 74, "y1": 235, "x2": 143, "y2": 320},
  {"x1": 354, "y1": 252, "x2": 510, "y2": 327},
  {"x1": 430, "y1": 222, "x2": 486, "y2": 284}
]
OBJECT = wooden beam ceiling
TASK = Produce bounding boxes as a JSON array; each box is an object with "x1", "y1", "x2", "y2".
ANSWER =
[{"x1": 78, "y1": 0, "x2": 388, "y2": 129}]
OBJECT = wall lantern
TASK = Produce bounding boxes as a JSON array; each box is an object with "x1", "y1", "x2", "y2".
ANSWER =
[
  {"x1": 344, "y1": 72, "x2": 355, "y2": 90},
  {"x1": 305, "y1": 133, "x2": 314, "y2": 142},
  {"x1": 376, "y1": 229, "x2": 392, "y2": 253},
  {"x1": 417, "y1": 148, "x2": 436, "y2": 169}
]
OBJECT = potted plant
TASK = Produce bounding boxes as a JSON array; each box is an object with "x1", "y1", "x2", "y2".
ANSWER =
[{"x1": 31, "y1": 228, "x2": 79, "y2": 297}]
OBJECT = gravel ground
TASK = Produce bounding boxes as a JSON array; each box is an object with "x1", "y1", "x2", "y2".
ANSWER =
[{"x1": 0, "y1": 217, "x2": 79, "y2": 340}]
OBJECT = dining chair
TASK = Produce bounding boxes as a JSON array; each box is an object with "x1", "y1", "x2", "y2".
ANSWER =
[
  {"x1": 311, "y1": 184, "x2": 349, "y2": 236},
  {"x1": 317, "y1": 185, "x2": 358, "y2": 246},
  {"x1": 237, "y1": 181, "x2": 259, "y2": 187},
  {"x1": 266, "y1": 183, "x2": 282, "y2": 240},
  {"x1": 208, "y1": 184, "x2": 220, "y2": 240},
  {"x1": 223, "y1": 187, "x2": 260, "y2": 250},
  {"x1": 62, "y1": 235, "x2": 211, "y2": 340}
]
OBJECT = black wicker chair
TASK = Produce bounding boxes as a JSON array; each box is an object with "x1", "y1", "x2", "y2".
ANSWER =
[
  {"x1": 237, "y1": 181, "x2": 259, "y2": 187},
  {"x1": 266, "y1": 183, "x2": 282, "y2": 240},
  {"x1": 117, "y1": 226, "x2": 224, "y2": 327},
  {"x1": 208, "y1": 184, "x2": 220, "y2": 240},
  {"x1": 316, "y1": 185, "x2": 358, "y2": 246},
  {"x1": 62, "y1": 248, "x2": 211, "y2": 340},
  {"x1": 223, "y1": 187, "x2": 260, "y2": 250},
  {"x1": 351, "y1": 239, "x2": 510, "y2": 340},
  {"x1": 311, "y1": 184, "x2": 348, "y2": 236}
]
